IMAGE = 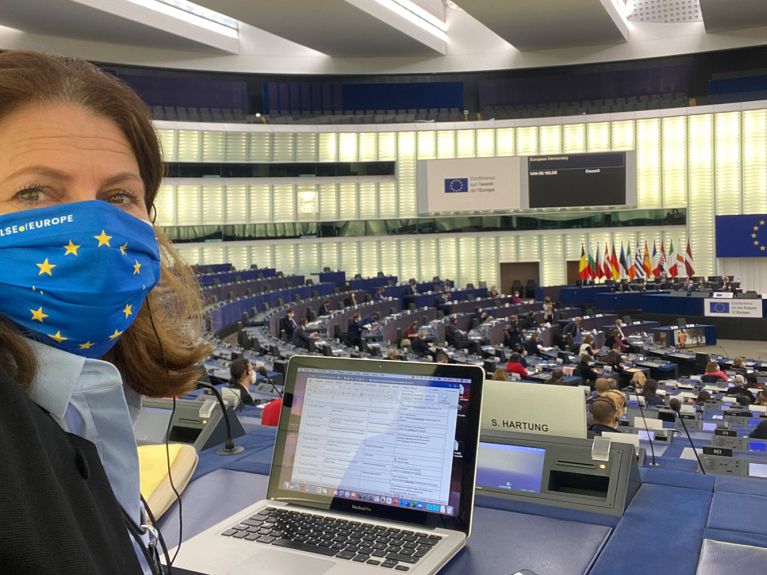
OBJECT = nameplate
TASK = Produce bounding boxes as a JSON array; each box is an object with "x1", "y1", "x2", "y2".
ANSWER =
[
  {"x1": 715, "y1": 429, "x2": 737, "y2": 437},
  {"x1": 703, "y1": 446, "x2": 733, "y2": 457}
]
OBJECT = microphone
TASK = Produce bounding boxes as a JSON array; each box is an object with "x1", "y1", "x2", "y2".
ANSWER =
[
  {"x1": 670, "y1": 397, "x2": 706, "y2": 474},
  {"x1": 196, "y1": 381, "x2": 245, "y2": 456},
  {"x1": 258, "y1": 365, "x2": 283, "y2": 398},
  {"x1": 632, "y1": 387, "x2": 658, "y2": 467}
]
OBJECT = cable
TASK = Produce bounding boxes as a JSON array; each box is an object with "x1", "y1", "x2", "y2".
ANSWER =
[
  {"x1": 146, "y1": 297, "x2": 184, "y2": 569},
  {"x1": 633, "y1": 387, "x2": 658, "y2": 467}
]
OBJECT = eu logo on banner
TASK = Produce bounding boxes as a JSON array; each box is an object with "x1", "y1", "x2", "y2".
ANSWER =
[
  {"x1": 710, "y1": 301, "x2": 729, "y2": 314},
  {"x1": 715, "y1": 214, "x2": 767, "y2": 257},
  {"x1": 444, "y1": 178, "x2": 469, "y2": 193}
]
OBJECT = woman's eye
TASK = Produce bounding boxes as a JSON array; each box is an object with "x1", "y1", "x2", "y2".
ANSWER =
[
  {"x1": 14, "y1": 186, "x2": 46, "y2": 202},
  {"x1": 105, "y1": 191, "x2": 137, "y2": 205}
]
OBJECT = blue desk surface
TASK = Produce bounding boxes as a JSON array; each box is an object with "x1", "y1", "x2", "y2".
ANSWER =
[{"x1": 160, "y1": 428, "x2": 767, "y2": 575}]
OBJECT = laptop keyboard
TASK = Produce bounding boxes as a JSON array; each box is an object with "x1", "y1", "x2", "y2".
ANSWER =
[{"x1": 222, "y1": 507, "x2": 443, "y2": 571}]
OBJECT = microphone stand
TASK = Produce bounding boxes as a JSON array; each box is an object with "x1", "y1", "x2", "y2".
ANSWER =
[
  {"x1": 197, "y1": 381, "x2": 245, "y2": 456},
  {"x1": 671, "y1": 400, "x2": 706, "y2": 475},
  {"x1": 633, "y1": 388, "x2": 658, "y2": 467}
]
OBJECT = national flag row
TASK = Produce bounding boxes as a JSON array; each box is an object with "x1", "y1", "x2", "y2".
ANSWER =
[{"x1": 578, "y1": 239, "x2": 695, "y2": 281}]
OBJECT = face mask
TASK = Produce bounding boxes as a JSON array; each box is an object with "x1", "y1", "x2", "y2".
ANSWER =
[{"x1": 0, "y1": 200, "x2": 161, "y2": 358}]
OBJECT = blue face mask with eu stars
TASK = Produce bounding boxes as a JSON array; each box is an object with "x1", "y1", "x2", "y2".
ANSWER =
[{"x1": 0, "y1": 200, "x2": 161, "y2": 358}]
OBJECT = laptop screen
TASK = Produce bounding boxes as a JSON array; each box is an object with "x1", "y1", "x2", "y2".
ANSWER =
[{"x1": 267, "y1": 356, "x2": 484, "y2": 533}]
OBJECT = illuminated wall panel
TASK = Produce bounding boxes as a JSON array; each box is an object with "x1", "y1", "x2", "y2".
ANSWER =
[
  {"x1": 295, "y1": 132, "x2": 317, "y2": 162},
  {"x1": 338, "y1": 183, "x2": 358, "y2": 219},
  {"x1": 478, "y1": 236, "x2": 498, "y2": 288},
  {"x1": 565, "y1": 232, "x2": 588, "y2": 262},
  {"x1": 272, "y1": 184, "x2": 296, "y2": 222},
  {"x1": 563, "y1": 123, "x2": 586, "y2": 153},
  {"x1": 516, "y1": 126, "x2": 539, "y2": 156},
  {"x1": 377, "y1": 132, "x2": 396, "y2": 161},
  {"x1": 476, "y1": 129, "x2": 495, "y2": 157},
  {"x1": 359, "y1": 241, "x2": 380, "y2": 278},
  {"x1": 176, "y1": 246, "x2": 201, "y2": 266},
  {"x1": 297, "y1": 243, "x2": 319, "y2": 276},
  {"x1": 661, "y1": 116, "x2": 688, "y2": 207},
  {"x1": 320, "y1": 242, "x2": 339, "y2": 272},
  {"x1": 541, "y1": 235, "x2": 565, "y2": 287},
  {"x1": 176, "y1": 185, "x2": 201, "y2": 225},
  {"x1": 250, "y1": 243, "x2": 274, "y2": 269},
  {"x1": 457, "y1": 237, "x2": 478, "y2": 287},
  {"x1": 539, "y1": 125, "x2": 562, "y2": 154},
  {"x1": 318, "y1": 133, "x2": 338, "y2": 162},
  {"x1": 496, "y1": 128, "x2": 515, "y2": 156},
  {"x1": 438, "y1": 237, "x2": 457, "y2": 281},
  {"x1": 587, "y1": 122, "x2": 610, "y2": 152},
  {"x1": 318, "y1": 184, "x2": 338, "y2": 220},
  {"x1": 200, "y1": 245, "x2": 225, "y2": 267},
  {"x1": 378, "y1": 239, "x2": 399, "y2": 277},
  {"x1": 417, "y1": 131, "x2": 436, "y2": 159},
  {"x1": 418, "y1": 238, "x2": 438, "y2": 282},
  {"x1": 225, "y1": 132, "x2": 249, "y2": 162},
  {"x1": 397, "y1": 132, "x2": 417, "y2": 217},
  {"x1": 378, "y1": 181, "x2": 397, "y2": 218},
  {"x1": 498, "y1": 236, "x2": 517, "y2": 262},
  {"x1": 274, "y1": 243, "x2": 297, "y2": 276},
  {"x1": 339, "y1": 241, "x2": 359, "y2": 277},
  {"x1": 687, "y1": 113, "x2": 714, "y2": 276},
  {"x1": 154, "y1": 184, "x2": 175, "y2": 226},
  {"x1": 271, "y1": 133, "x2": 294, "y2": 162},
  {"x1": 249, "y1": 184, "x2": 271, "y2": 223},
  {"x1": 437, "y1": 130, "x2": 456, "y2": 159},
  {"x1": 358, "y1": 132, "x2": 378, "y2": 161},
  {"x1": 249, "y1": 133, "x2": 271, "y2": 162},
  {"x1": 610, "y1": 120, "x2": 635, "y2": 151},
  {"x1": 156, "y1": 129, "x2": 177, "y2": 161},
  {"x1": 358, "y1": 183, "x2": 378, "y2": 219},
  {"x1": 456, "y1": 130, "x2": 476, "y2": 158},
  {"x1": 226, "y1": 245, "x2": 249, "y2": 271},
  {"x1": 201, "y1": 184, "x2": 224, "y2": 224},
  {"x1": 338, "y1": 132, "x2": 358, "y2": 162},
  {"x1": 225, "y1": 184, "x2": 249, "y2": 225},
  {"x1": 517, "y1": 235, "x2": 540, "y2": 262},
  {"x1": 398, "y1": 239, "x2": 418, "y2": 281},
  {"x1": 177, "y1": 131, "x2": 201, "y2": 162},
  {"x1": 636, "y1": 118, "x2": 661, "y2": 208},
  {"x1": 714, "y1": 112, "x2": 742, "y2": 215},
  {"x1": 743, "y1": 110, "x2": 767, "y2": 213},
  {"x1": 202, "y1": 131, "x2": 226, "y2": 162}
]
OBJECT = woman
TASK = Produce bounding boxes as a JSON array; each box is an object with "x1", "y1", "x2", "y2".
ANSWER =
[
  {"x1": 505, "y1": 352, "x2": 529, "y2": 379},
  {"x1": 629, "y1": 370, "x2": 647, "y2": 392},
  {"x1": 542, "y1": 295, "x2": 555, "y2": 323},
  {"x1": 491, "y1": 367, "x2": 509, "y2": 381},
  {"x1": 704, "y1": 360, "x2": 728, "y2": 381},
  {"x1": 642, "y1": 379, "x2": 665, "y2": 407},
  {"x1": 579, "y1": 334, "x2": 595, "y2": 358},
  {"x1": 0, "y1": 51, "x2": 210, "y2": 574}
]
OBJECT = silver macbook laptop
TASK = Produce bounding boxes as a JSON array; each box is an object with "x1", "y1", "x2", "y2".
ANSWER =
[{"x1": 173, "y1": 355, "x2": 485, "y2": 574}]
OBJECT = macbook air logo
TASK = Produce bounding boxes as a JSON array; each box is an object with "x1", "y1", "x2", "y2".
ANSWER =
[{"x1": 351, "y1": 504, "x2": 372, "y2": 512}]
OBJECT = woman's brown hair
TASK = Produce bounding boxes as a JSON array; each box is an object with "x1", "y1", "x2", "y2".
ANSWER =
[{"x1": 0, "y1": 50, "x2": 210, "y2": 396}]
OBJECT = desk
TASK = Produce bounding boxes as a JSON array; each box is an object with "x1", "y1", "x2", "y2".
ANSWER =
[
  {"x1": 651, "y1": 324, "x2": 717, "y2": 346},
  {"x1": 317, "y1": 271, "x2": 346, "y2": 287},
  {"x1": 159, "y1": 422, "x2": 767, "y2": 575},
  {"x1": 348, "y1": 275, "x2": 397, "y2": 291}
]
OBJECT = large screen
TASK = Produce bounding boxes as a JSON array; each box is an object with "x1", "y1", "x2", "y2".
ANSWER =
[{"x1": 524, "y1": 151, "x2": 636, "y2": 209}]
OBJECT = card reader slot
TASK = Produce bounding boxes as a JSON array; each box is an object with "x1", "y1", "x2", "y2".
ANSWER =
[{"x1": 548, "y1": 470, "x2": 609, "y2": 499}]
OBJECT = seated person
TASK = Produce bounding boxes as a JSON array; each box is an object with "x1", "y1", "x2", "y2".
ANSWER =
[
  {"x1": 603, "y1": 349, "x2": 629, "y2": 388},
  {"x1": 704, "y1": 360, "x2": 728, "y2": 381},
  {"x1": 227, "y1": 357, "x2": 256, "y2": 407},
  {"x1": 385, "y1": 348, "x2": 402, "y2": 361},
  {"x1": 505, "y1": 353, "x2": 529, "y2": 379},
  {"x1": 574, "y1": 354, "x2": 599, "y2": 387},
  {"x1": 305, "y1": 305, "x2": 317, "y2": 322},
  {"x1": 542, "y1": 296, "x2": 555, "y2": 323},
  {"x1": 347, "y1": 313, "x2": 363, "y2": 348},
  {"x1": 562, "y1": 316, "x2": 583, "y2": 340},
  {"x1": 488, "y1": 285, "x2": 501, "y2": 298},
  {"x1": 520, "y1": 310, "x2": 537, "y2": 330},
  {"x1": 279, "y1": 308, "x2": 297, "y2": 339},
  {"x1": 642, "y1": 378, "x2": 665, "y2": 407},
  {"x1": 503, "y1": 317, "x2": 522, "y2": 351},
  {"x1": 403, "y1": 321, "x2": 419, "y2": 341},
  {"x1": 754, "y1": 390, "x2": 767, "y2": 407},
  {"x1": 579, "y1": 334, "x2": 595, "y2": 358},
  {"x1": 524, "y1": 331, "x2": 541, "y2": 357},
  {"x1": 729, "y1": 374, "x2": 756, "y2": 404},
  {"x1": 445, "y1": 316, "x2": 470, "y2": 349},
  {"x1": 491, "y1": 368, "x2": 509, "y2": 381},
  {"x1": 410, "y1": 332, "x2": 432, "y2": 357},
  {"x1": 373, "y1": 287, "x2": 386, "y2": 301},
  {"x1": 363, "y1": 311, "x2": 381, "y2": 329},
  {"x1": 291, "y1": 318, "x2": 316, "y2": 349},
  {"x1": 343, "y1": 291, "x2": 358, "y2": 307},
  {"x1": 510, "y1": 291, "x2": 522, "y2": 305},
  {"x1": 587, "y1": 377, "x2": 615, "y2": 405},
  {"x1": 692, "y1": 390, "x2": 712, "y2": 408},
  {"x1": 434, "y1": 350, "x2": 450, "y2": 364},
  {"x1": 587, "y1": 396, "x2": 622, "y2": 437},
  {"x1": 732, "y1": 356, "x2": 747, "y2": 374},
  {"x1": 628, "y1": 370, "x2": 646, "y2": 393},
  {"x1": 545, "y1": 369, "x2": 565, "y2": 385},
  {"x1": 604, "y1": 389, "x2": 627, "y2": 418},
  {"x1": 317, "y1": 299, "x2": 332, "y2": 316}
]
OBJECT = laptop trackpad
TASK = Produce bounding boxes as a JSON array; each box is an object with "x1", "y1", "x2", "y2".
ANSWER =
[{"x1": 228, "y1": 550, "x2": 335, "y2": 575}]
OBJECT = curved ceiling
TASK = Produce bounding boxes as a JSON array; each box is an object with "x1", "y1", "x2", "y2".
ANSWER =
[{"x1": 0, "y1": 0, "x2": 765, "y2": 74}]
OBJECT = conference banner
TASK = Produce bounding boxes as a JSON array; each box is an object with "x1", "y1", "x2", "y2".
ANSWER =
[
  {"x1": 704, "y1": 298, "x2": 763, "y2": 318},
  {"x1": 715, "y1": 214, "x2": 767, "y2": 257},
  {"x1": 416, "y1": 156, "x2": 522, "y2": 214}
]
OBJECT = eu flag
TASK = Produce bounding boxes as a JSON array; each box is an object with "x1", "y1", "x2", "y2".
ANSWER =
[
  {"x1": 709, "y1": 301, "x2": 729, "y2": 314},
  {"x1": 444, "y1": 178, "x2": 469, "y2": 193},
  {"x1": 715, "y1": 214, "x2": 767, "y2": 257}
]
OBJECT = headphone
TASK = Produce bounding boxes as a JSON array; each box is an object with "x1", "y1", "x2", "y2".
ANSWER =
[{"x1": 591, "y1": 396, "x2": 620, "y2": 424}]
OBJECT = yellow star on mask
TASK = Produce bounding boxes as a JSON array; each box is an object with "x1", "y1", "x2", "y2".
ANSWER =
[
  {"x1": 79, "y1": 341, "x2": 95, "y2": 350},
  {"x1": 108, "y1": 329, "x2": 124, "y2": 341},
  {"x1": 30, "y1": 306, "x2": 48, "y2": 323},
  {"x1": 36, "y1": 258, "x2": 56, "y2": 276},
  {"x1": 119, "y1": 243, "x2": 128, "y2": 256},
  {"x1": 123, "y1": 304, "x2": 133, "y2": 318},
  {"x1": 133, "y1": 260, "x2": 141, "y2": 275},
  {"x1": 63, "y1": 240, "x2": 80, "y2": 256},
  {"x1": 48, "y1": 330, "x2": 67, "y2": 343},
  {"x1": 94, "y1": 230, "x2": 112, "y2": 247}
]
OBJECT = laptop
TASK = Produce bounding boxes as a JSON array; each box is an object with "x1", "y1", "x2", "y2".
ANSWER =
[{"x1": 172, "y1": 355, "x2": 485, "y2": 574}]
